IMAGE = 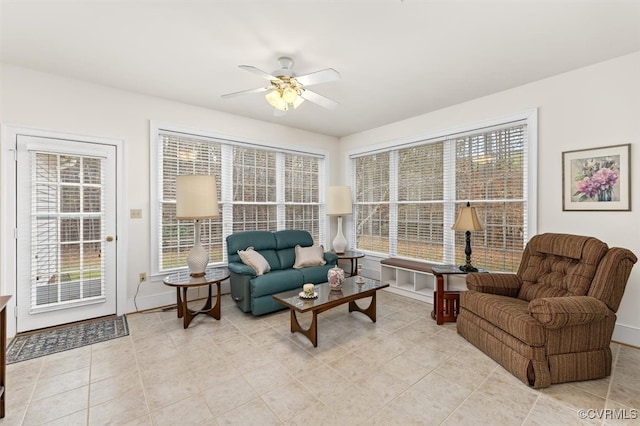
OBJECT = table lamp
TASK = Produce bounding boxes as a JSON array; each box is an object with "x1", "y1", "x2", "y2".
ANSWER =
[
  {"x1": 452, "y1": 201, "x2": 484, "y2": 272},
  {"x1": 326, "y1": 186, "x2": 352, "y2": 254},
  {"x1": 176, "y1": 175, "x2": 219, "y2": 277}
]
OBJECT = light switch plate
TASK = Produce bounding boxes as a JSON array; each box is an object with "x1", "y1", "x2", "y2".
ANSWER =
[{"x1": 130, "y1": 209, "x2": 142, "y2": 219}]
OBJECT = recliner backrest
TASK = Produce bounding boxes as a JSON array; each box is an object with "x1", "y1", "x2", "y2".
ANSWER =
[
  {"x1": 226, "y1": 230, "x2": 282, "y2": 270},
  {"x1": 517, "y1": 233, "x2": 609, "y2": 302},
  {"x1": 274, "y1": 230, "x2": 314, "y2": 269}
]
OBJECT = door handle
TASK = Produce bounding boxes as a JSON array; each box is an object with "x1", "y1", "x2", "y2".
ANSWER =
[{"x1": 106, "y1": 236, "x2": 114, "y2": 242}]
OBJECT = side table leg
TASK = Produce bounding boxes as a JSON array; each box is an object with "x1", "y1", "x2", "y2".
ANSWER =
[
  {"x1": 203, "y1": 282, "x2": 222, "y2": 320},
  {"x1": 181, "y1": 287, "x2": 195, "y2": 329},
  {"x1": 436, "y1": 274, "x2": 444, "y2": 325},
  {"x1": 176, "y1": 288, "x2": 183, "y2": 318}
]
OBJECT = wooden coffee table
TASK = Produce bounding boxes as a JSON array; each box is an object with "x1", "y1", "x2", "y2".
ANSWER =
[{"x1": 272, "y1": 276, "x2": 389, "y2": 347}]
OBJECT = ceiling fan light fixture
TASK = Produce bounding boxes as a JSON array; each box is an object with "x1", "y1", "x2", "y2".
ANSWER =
[
  {"x1": 282, "y1": 86, "x2": 298, "y2": 104},
  {"x1": 266, "y1": 90, "x2": 288, "y2": 111}
]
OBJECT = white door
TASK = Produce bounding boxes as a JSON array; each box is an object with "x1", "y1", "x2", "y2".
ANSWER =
[{"x1": 16, "y1": 135, "x2": 117, "y2": 332}]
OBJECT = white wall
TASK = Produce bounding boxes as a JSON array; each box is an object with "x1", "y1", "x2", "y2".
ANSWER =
[
  {"x1": 0, "y1": 64, "x2": 340, "y2": 318},
  {"x1": 339, "y1": 51, "x2": 640, "y2": 346}
]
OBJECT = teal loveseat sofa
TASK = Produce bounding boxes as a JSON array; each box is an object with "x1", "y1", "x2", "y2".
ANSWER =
[{"x1": 226, "y1": 230, "x2": 338, "y2": 315}]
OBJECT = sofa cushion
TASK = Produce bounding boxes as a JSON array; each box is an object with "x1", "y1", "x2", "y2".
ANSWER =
[
  {"x1": 293, "y1": 245, "x2": 326, "y2": 269},
  {"x1": 277, "y1": 247, "x2": 296, "y2": 270},
  {"x1": 460, "y1": 291, "x2": 546, "y2": 347},
  {"x1": 238, "y1": 247, "x2": 271, "y2": 276},
  {"x1": 300, "y1": 265, "x2": 331, "y2": 284},
  {"x1": 251, "y1": 269, "x2": 304, "y2": 298}
]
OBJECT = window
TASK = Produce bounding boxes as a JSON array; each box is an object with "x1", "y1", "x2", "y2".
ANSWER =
[
  {"x1": 354, "y1": 152, "x2": 390, "y2": 253},
  {"x1": 351, "y1": 112, "x2": 536, "y2": 273},
  {"x1": 151, "y1": 126, "x2": 325, "y2": 274},
  {"x1": 284, "y1": 154, "x2": 321, "y2": 240},
  {"x1": 158, "y1": 135, "x2": 223, "y2": 271},
  {"x1": 232, "y1": 147, "x2": 277, "y2": 232}
]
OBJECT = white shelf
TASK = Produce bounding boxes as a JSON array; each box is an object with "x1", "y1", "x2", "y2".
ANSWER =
[{"x1": 380, "y1": 261, "x2": 437, "y2": 304}]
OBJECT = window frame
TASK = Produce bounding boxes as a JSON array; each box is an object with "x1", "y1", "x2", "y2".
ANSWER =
[
  {"x1": 346, "y1": 109, "x2": 538, "y2": 271},
  {"x1": 149, "y1": 121, "x2": 329, "y2": 276}
]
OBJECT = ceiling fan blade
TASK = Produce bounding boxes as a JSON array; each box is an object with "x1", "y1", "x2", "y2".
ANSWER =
[
  {"x1": 295, "y1": 68, "x2": 340, "y2": 86},
  {"x1": 221, "y1": 86, "x2": 269, "y2": 98},
  {"x1": 239, "y1": 65, "x2": 280, "y2": 81},
  {"x1": 300, "y1": 89, "x2": 339, "y2": 110}
]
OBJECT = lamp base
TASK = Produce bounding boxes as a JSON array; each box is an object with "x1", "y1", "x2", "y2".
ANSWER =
[
  {"x1": 332, "y1": 216, "x2": 348, "y2": 254},
  {"x1": 186, "y1": 220, "x2": 209, "y2": 277},
  {"x1": 190, "y1": 272, "x2": 206, "y2": 278},
  {"x1": 458, "y1": 264, "x2": 479, "y2": 273}
]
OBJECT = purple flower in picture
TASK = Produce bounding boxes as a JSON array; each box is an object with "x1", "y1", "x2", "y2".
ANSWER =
[{"x1": 573, "y1": 155, "x2": 620, "y2": 202}]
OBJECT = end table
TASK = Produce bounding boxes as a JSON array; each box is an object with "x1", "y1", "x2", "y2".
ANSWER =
[
  {"x1": 163, "y1": 267, "x2": 229, "y2": 329},
  {"x1": 430, "y1": 265, "x2": 484, "y2": 325},
  {"x1": 332, "y1": 250, "x2": 365, "y2": 276}
]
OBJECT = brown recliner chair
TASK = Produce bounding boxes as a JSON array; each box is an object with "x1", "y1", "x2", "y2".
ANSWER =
[{"x1": 456, "y1": 233, "x2": 637, "y2": 389}]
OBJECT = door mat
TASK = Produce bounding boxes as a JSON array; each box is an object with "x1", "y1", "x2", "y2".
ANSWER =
[{"x1": 6, "y1": 315, "x2": 129, "y2": 364}]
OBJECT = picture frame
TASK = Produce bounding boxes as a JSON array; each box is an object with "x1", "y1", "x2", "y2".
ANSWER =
[{"x1": 562, "y1": 144, "x2": 630, "y2": 211}]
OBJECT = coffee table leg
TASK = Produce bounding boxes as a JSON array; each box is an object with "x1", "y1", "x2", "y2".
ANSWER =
[
  {"x1": 348, "y1": 293, "x2": 377, "y2": 322},
  {"x1": 289, "y1": 309, "x2": 318, "y2": 347}
]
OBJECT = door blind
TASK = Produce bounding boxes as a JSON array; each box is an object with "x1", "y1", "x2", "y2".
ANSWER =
[{"x1": 30, "y1": 152, "x2": 106, "y2": 311}]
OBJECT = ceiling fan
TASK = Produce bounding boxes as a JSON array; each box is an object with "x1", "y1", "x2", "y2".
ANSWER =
[{"x1": 221, "y1": 57, "x2": 340, "y2": 114}]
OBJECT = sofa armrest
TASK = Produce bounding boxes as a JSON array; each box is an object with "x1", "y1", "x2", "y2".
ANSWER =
[
  {"x1": 323, "y1": 251, "x2": 338, "y2": 265},
  {"x1": 528, "y1": 296, "x2": 610, "y2": 329},
  {"x1": 466, "y1": 273, "x2": 521, "y2": 297},
  {"x1": 227, "y1": 261, "x2": 257, "y2": 276}
]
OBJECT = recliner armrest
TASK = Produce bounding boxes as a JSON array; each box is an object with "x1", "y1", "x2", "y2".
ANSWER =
[
  {"x1": 227, "y1": 261, "x2": 257, "y2": 276},
  {"x1": 466, "y1": 273, "x2": 521, "y2": 297},
  {"x1": 528, "y1": 296, "x2": 610, "y2": 329}
]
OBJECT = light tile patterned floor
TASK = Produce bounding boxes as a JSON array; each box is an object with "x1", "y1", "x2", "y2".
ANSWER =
[{"x1": 3, "y1": 291, "x2": 640, "y2": 425}]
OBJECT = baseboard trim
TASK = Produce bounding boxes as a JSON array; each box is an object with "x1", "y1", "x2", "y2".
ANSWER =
[
  {"x1": 612, "y1": 323, "x2": 640, "y2": 348},
  {"x1": 127, "y1": 291, "x2": 175, "y2": 313}
]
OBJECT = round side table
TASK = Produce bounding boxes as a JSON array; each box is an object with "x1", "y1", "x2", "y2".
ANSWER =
[
  {"x1": 332, "y1": 250, "x2": 365, "y2": 276},
  {"x1": 163, "y1": 267, "x2": 229, "y2": 329}
]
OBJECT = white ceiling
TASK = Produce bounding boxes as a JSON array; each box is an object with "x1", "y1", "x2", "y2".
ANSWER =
[{"x1": 2, "y1": 1, "x2": 640, "y2": 137}]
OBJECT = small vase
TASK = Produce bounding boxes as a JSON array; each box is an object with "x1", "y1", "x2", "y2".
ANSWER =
[
  {"x1": 327, "y1": 266, "x2": 345, "y2": 290},
  {"x1": 597, "y1": 188, "x2": 612, "y2": 202}
]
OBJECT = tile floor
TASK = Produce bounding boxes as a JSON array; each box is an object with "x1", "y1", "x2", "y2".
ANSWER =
[{"x1": 3, "y1": 290, "x2": 640, "y2": 425}]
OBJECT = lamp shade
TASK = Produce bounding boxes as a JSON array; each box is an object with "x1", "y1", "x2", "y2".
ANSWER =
[
  {"x1": 451, "y1": 202, "x2": 484, "y2": 232},
  {"x1": 176, "y1": 175, "x2": 219, "y2": 219},
  {"x1": 326, "y1": 186, "x2": 353, "y2": 216}
]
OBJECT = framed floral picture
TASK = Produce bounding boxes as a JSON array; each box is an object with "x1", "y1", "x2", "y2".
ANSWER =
[{"x1": 562, "y1": 144, "x2": 631, "y2": 211}]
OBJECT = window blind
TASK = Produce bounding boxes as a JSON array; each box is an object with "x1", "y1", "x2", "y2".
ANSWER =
[
  {"x1": 353, "y1": 152, "x2": 390, "y2": 253},
  {"x1": 232, "y1": 146, "x2": 277, "y2": 232},
  {"x1": 397, "y1": 142, "x2": 445, "y2": 261},
  {"x1": 351, "y1": 120, "x2": 529, "y2": 273},
  {"x1": 159, "y1": 134, "x2": 223, "y2": 270},
  {"x1": 154, "y1": 129, "x2": 325, "y2": 273},
  {"x1": 284, "y1": 153, "x2": 321, "y2": 242},
  {"x1": 450, "y1": 125, "x2": 527, "y2": 271}
]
